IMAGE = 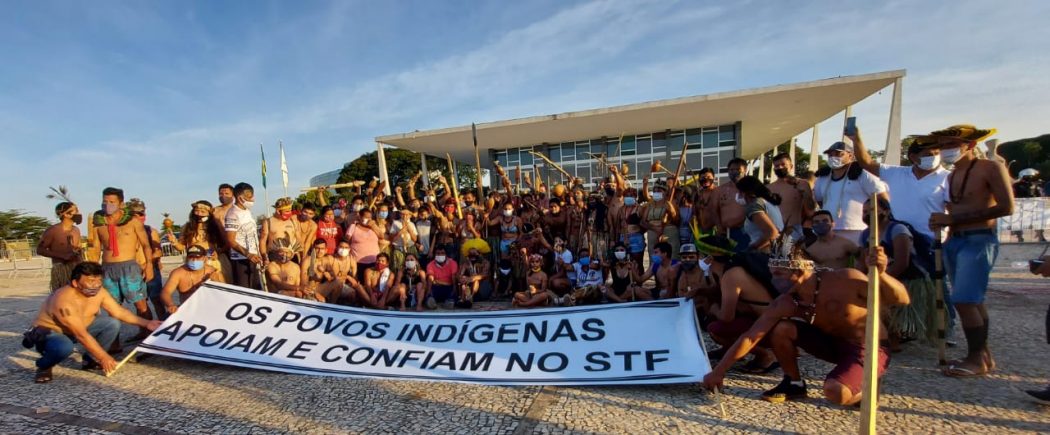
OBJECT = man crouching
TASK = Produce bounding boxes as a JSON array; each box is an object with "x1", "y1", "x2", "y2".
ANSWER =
[
  {"x1": 23, "y1": 262, "x2": 162, "y2": 383},
  {"x1": 702, "y1": 241, "x2": 909, "y2": 406}
]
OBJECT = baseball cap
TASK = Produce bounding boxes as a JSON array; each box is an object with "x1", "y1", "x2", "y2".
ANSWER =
[
  {"x1": 680, "y1": 243, "x2": 699, "y2": 255},
  {"x1": 823, "y1": 140, "x2": 854, "y2": 154}
]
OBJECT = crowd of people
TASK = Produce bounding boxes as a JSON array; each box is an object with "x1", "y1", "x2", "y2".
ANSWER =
[{"x1": 24, "y1": 122, "x2": 1045, "y2": 408}]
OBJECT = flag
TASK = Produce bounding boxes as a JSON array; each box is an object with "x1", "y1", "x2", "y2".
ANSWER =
[
  {"x1": 280, "y1": 141, "x2": 289, "y2": 193},
  {"x1": 260, "y1": 143, "x2": 267, "y2": 189}
]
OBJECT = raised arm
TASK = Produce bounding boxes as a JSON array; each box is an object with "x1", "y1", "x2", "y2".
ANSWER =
[{"x1": 847, "y1": 127, "x2": 880, "y2": 176}]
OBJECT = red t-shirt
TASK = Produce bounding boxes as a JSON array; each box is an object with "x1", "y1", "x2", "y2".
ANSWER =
[{"x1": 316, "y1": 221, "x2": 343, "y2": 255}]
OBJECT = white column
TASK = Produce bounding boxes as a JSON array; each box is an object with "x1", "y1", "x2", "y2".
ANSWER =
[
  {"x1": 757, "y1": 153, "x2": 765, "y2": 181},
  {"x1": 789, "y1": 136, "x2": 797, "y2": 169},
  {"x1": 809, "y1": 124, "x2": 820, "y2": 171},
  {"x1": 377, "y1": 142, "x2": 392, "y2": 195},
  {"x1": 883, "y1": 77, "x2": 903, "y2": 165}
]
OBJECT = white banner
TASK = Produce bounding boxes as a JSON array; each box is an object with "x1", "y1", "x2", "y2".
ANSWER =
[{"x1": 138, "y1": 282, "x2": 711, "y2": 385}]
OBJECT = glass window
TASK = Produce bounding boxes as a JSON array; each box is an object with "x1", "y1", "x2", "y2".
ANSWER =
[
  {"x1": 576, "y1": 141, "x2": 589, "y2": 161},
  {"x1": 577, "y1": 165, "x2": 591, "y2": 184},
  {"x1": 606, "y1": 139, "x2": 618, "y2": 157},
  {"x1": 703, "y1": 129, "x2": 719, "y2": 149},
  {"x1": 507, "y1": 150, "x2": 520, "y2": 166},
  {"x1": 561, "y1": 142, "x2": 575, "y2": 162},
  {"x1": 520, "y1": 148, "x2": 534, "y2": 166},
  {"x1": 702, "y1": 153, "x2": 719, "y2": 171},
  {"x1": 652, "y1": 132, "x2": 667, "y2": 154},
  {"x1": 719, "y1": 125, "x2": 736, "y2": 141},
  {"x1": 718, "y1": 149, "x2": 735, "y2": 170},
  {"x1": 669, "y1": 132, "x2": 685, "y2": 153},
  {"x1": 494, "y1": 151, "x2": 508, "y2": 167},
  {"x1": 686, "y1": 128, "x2": 702, "y2": 145},
  {"x1": 550, "y1": 145, "x2": 561, "y2": 163},
  {"x1": 719, "y1": 140, "x2": 736, "y2": 149},
  {"x1": 621, "y1": 136, "x2": 636, "y2": 156},
  {"x1": 636, "y1": 135, "x2": 652, "y2": 155},
  {"x1": 635, "y1": 157, "x2": 652, "y2": 180}
]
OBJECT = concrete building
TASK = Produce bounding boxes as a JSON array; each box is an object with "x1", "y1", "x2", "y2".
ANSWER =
[{"x1": 358, "y1": 70, "x2": 905, "y2": 191}]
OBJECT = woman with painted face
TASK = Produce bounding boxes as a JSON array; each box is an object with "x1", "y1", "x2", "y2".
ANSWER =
[
  {"x1": 316, "y1": 206, "x2": 344, "y2": 255},
  {"x1": 606, "y1": 242, "x2": 650, "y2": 302},
  {"x1": 168, "y1": 200, "x2": 225, "y2": 283},
  {"x1": 496, "y1": 202, "x2": 522, "y2": 258},
  {"x1": 735, "y1": 176, "x2": 785, "y2": 253}
]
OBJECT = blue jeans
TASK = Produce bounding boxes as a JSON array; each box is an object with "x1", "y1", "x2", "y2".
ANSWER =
[{"x1": 35, "y1": 316, "x2": 121, "y2": 369}]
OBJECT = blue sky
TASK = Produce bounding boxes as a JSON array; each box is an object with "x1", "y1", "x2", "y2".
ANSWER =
[{"x1": 2, "y1": 0, "x2": 1049, "y2": 226}]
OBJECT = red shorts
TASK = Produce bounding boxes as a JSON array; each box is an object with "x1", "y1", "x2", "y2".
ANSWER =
[
  {"x1": 792, "y1": 320, "x2": 890, "y2": 394},
  {"x1": 708, "y1": 315, "x2": 758, "y2": 344}
]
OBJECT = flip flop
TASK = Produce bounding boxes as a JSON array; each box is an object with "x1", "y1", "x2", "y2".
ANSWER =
[
  {"x1": 739, "y1": 359, "x2": 781, "y2": 374},
  {"x1": 943, "y1": 364, "x2": 987, "y2": 378},
  {"x1": 34, "y1": 368, "x2": 52, "y2": 384}
]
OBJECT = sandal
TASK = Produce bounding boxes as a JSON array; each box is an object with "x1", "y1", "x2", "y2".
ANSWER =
[
  {"x1": 943, "y1": 364, "x2": 987, "y2": 378},
  {"x1": 34, "y1": 367, "x2": 53, "y2": 383}
]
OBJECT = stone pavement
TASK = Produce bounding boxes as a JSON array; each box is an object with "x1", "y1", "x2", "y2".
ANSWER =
[{"x1": 1, "y1": 246, "x2": 1048, "y2": 434}]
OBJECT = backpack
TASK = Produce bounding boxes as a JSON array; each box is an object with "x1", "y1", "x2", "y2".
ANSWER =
[{"x1": 860, "y1": 219, "x2": 935, "y2": 277}]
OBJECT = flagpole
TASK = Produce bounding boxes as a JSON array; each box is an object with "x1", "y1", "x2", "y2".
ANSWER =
[
  {"x1": 260, "y1": 143, "x2": 269, "y2": 216},
  {"x1": 280, "y1": 140, "x2": 289, "y2": 198}
]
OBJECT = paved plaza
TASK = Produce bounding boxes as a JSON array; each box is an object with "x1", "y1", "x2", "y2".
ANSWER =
[{"x1": 1, "y1": 246, "x2": 1048, "y2": 434}]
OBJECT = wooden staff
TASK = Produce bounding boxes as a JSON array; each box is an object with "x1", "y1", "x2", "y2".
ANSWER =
[
  {"x1": 668, "y1": 141, "x2": 691, "y2": 201},
  {"x1": 515, "y1": 164, "x2": 523, "y2": 195},
  {"x1": 933, "y1": 238, "x2": 948, "y2": 366},
  {"x1": 528, "y1": 151, "x2": 572, "y2": 180},
  {"x1": 105, "y1": 349, "x2": 139, "y2": 377},
  {"x1": 446, "y1": 153, "x2": 463, "y2": 219},
  {"x1": 615, "y1": 132, "x2": 624, "y2": 167},
  {"x1": 859, "y1": 193, "x2": 880, "y2": 434},
  {"x1": 299, "y1": 181, "x2": 361, "y2": 192},
  {"x1": 472, "y1": 123, "x2": 484, "y2": 202}
]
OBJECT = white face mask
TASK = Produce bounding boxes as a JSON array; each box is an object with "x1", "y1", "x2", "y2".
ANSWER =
[
  {"x1": 827, "y1": 156, "x2": 846, "y2": 169},
  {"x1": 917, "y1": 155, "x2": 941, "y2": 171},
  {"x1": 614, "y1": 251, "x2": 627, "y2": 260},
  {"x1": 734, "y1": 193, "x2": 747, "y2": 206},
  {"x1": 652, "y1": 192, "x2": 664, "y2": 201},
  {"x1": 698, "y1": 256, "x2": 712, "y2": 275},
  {"x1": 405, "y1": 260, "x2": 417, "y2": 269},
  {"x1": 337, "y1": 248, "x2": 350, "y2": 257},
  {"x1": 435, "y1": 255, "x2": 447, "y2": 263},
  {"x1": 940, "y1": 147, "x2": 963, "y2": 164},
  {"x1": 503, "y1": 209, "x2": 514, "y2": 217},
  {"x1": 499, "y1": 267, "x2": 512, "y2": 275}
]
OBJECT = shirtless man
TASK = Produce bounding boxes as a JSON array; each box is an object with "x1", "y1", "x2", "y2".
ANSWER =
[
  {"x1": 364, "y1": 253, "x2": 398, "y2": 309},
  {"x1": 703, "y1": 245, "x2": 909, "y2": 406},
  {"x1": 25, "y1": 262, "x2": 161, "y2": 383},
  {"x1": 301, "y1": 239, "x2": 361, "y2": 304},
  {"x1": 513, "y1": 254, "x2": 551, "y2": 308},
  {"x1": 768, "y1": 153, "x2": 816, "y2": 240},
  {"x1": 38, "y1": 202, "x2": 83, "y2": 292},
  {"x1": 694, "y1": 168, "x2": 719, "y2": 234},
  {"x1": 713, "y1": 159, "x2": 749, "y2": 251},
  {"x1": 160, "y1": 246, "x2": 217, "y2": 314},
  {"x1": 296, "y1": 203, "x2": 318, "y2": 261},
  {"x1": 126, "y1": 198, "x2": 166, "y2": 324},
  {"x1": 804, "y1": 210, "x2": 859, "y2": 269},
  {"x1": 631, "y1": 242, "x2": 677, "y2": 300},
  {"x1": 266, "y1": 245, "x2": 313, "y2": 301},
  {"x1": 926, "y1": 125, "x2": 1014, "y2": 378},
  {"x1": 676, "y1": 244, "x2": 707, "y2": 310},
  {"x1": 260, "y1": 197, "x2": 301, "y2": 263},
  {"x1": 213, "y1": 183, "x2": 236, "y2": 283},
  {"x1": 87, "y1": 187, "x2": 155, "y2": 339}
]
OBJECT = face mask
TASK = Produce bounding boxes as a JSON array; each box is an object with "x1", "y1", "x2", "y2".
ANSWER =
[
  {"x1": 78, "y1": 283, "x2": 103, "y2": 297},
  {"x1": 242, "y1": 200, "x2": 255, "y2": 209},
  {"x1": 71, "y1": 214, "x2": 83, "y2": 225},
  {"x1": 700, "y1": 179, "x2": 713, "y2": 187},
  {"x1": 376, "y1": 263, "x2": 388, "y2": 270},
  {"x1": 728, "y1": 170, "x2": 742, "y2": 182},
  {"x1": 435, "y1": 255, "x2": 447, "y2": 263},
  {"x1": 198, "y1": 215, "x2": 209, "y2": 222},
  {"x1": 503, "y1": 209, "x2": 514, "y2": 217},
  {"x1": 427, "y1": 195, "x2": 436, "y2": 203},
  {"x1": 279, "y1": 211, "x2": 293, "y2": 220},
  {"x1": 735, "y1": 193, "x2": 747, "y2": 206},
  {"x1": 376, "y1": 211, "x2": 387, "y2": 219},
  {"x1": 917, "y1": 155, "x2": 941, "y2": 171},
  {"x1": 102, "y1": 203, "x2": 118, "y2": 215},
  {"x1": 405, "y1": 260, "x2": 418, "y2": 269},
  {"x1": 827, "y1": 156, "x2": 846, "y2": 169},
  {"x1": 624, "y1": 197, "x2": 637, "y2": 206},
  {"x1": 361, "y1": 218, "x2": 370, "y2": 225},
  {"x1": 698, "y1": 257, "x2": 712, "y2": 274},
  {"x1": 186, "y1": 260, "x2": 204, "y2": 271},
  {"x1": 813, "y1": 222, "x2": 832, "y2": 236},
  {"x1": 499, "y1": 267, "x2": 512, "y2": 275},
  {"x1": 652, "y1": 255, "x2": 663, "y2": 266},
  {"x1": 771, "y1": 276, "x2": 796, "y2": 294},
  {"x1": 614, "y1": 251, "x2": 627, "y2": 260},
  {"x1": 774, "y1": 168, "x2": 790, "y2": 179},
  {"x1": 334, "y1": 209, "x2": 343, "y2": 217},
  {"x1": 681, "y1": 261, "x2": 696, "y2": 270},
  {"x1": 940, "y1": 148, "x2": 963, "y2": 164},
  {"x1": 579, "y1": 257, "x2": 590, "y2": 267},
  {"x1": 652, "y1": 192, "x2": 664, "y2": 201},
  {"x1": 219, "y1": 196, "x2": 234, "y2": 205},
  {"x1": 337, "y1": 248, "x2": 350, "y2": 257}
]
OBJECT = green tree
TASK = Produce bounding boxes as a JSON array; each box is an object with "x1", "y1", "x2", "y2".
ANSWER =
[
  {"x1": 997, "y1": 134, "x2": 1050, "y2": 177},
  {"x1": 336, "y1": 149, "x2": 483, "y2": 200},
  {"x1": 0, "y1": 209, "x2": 52, "y2": 240}
]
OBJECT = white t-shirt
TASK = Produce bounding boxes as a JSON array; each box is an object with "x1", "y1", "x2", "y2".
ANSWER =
[
  {"x1": 225, "y1": 206, "x2": 260, "y2": 260},
  {"x1": 879, "y1": 164, "x2": 949, "y2": 239},
  {"x1": 814, "y1": 168, "x2": 888, "y2": 231}
]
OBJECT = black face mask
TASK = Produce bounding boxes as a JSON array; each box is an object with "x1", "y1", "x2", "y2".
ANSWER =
[
  {"x1": 681, "y1": 261, "x2": 697, "y2": 270},
  {"x1": 728, "y1": 170, "x2": 742, "y2": 182},
  {"x1": 604, "y1": 187, "x2": 615, "y2": 196},
  {"x1": 774, "y1": 168, "x2": 790, "y2": 179},
  {"x1": 71, "y1": 214, "x2": 83, "y2": 225}
]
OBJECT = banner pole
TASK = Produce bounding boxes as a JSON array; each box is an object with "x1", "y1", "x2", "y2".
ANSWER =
[
  {"x1": 105, "y1": 349, "x2": 139, "y2": 377},
  {"x1": 859, "y1": 194, "x2": 880, "y2": 434}
]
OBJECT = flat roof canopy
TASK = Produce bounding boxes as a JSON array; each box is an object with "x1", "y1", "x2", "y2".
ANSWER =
[{"x1": 376, "y1": 69, "x2": 905, "y2": 165}]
